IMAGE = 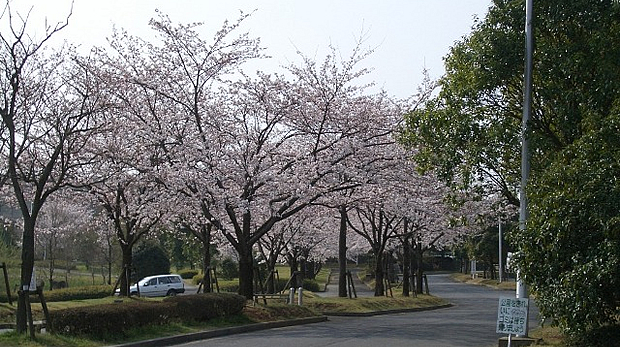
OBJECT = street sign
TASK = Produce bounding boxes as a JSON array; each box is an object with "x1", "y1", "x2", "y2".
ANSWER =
[{"x1": 496, "y1": 296, "x2": 529, "y2": 335}]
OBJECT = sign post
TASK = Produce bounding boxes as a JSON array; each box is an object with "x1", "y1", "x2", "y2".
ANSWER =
[{"x1": 497, "y1": 296, "x2": 529, "y2": 336}]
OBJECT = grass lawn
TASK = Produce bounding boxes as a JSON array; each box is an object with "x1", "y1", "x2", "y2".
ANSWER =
[{"x1": 450, "y1": 273, "x2": 517, "y2": 291}]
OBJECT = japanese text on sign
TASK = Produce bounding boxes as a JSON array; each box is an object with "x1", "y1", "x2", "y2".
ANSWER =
[{"x1": 496, "y1": 297, "x2": 529, "y2": 335}]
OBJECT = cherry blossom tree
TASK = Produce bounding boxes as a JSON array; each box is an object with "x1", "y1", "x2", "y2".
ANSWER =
[
  {"x1": 76, "y1": 52, "x2": 172, "y2": 295},
  {"x1": 135, "y1": 38, "x2": 389, "y2": 300},
  {"x1": 80, "y1": 93, "x2": 174, "y2": 295},
  {"x1": 0, "y1": 2, "x2": 112, "y2": 332},
  {"x1": 92, "y1": 11, "x2": 267, "y2": 298},
  {"x1": 342, "y1": 138, "x2": 459, "y2": 296},
  {"x1": 201, "y1": 45, "x2": 406, "y2": 299}
]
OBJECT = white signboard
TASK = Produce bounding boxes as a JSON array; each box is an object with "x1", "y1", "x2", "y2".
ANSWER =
[{"x1": 496, "y1": 296, "x2": 529, "y2": 335}]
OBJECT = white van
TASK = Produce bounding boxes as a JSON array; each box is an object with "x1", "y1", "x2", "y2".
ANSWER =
[{"x1": 129, "y1": 274, "x2": 186, "y2": 297}]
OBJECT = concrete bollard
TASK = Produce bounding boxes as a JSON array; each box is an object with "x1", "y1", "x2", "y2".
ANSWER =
[
  {"x1": 297, "y1": 287, "x2": 303, "y2": 306},
  {"x1": 289, "y1": 288, "x2": 295, "y2": 304}
]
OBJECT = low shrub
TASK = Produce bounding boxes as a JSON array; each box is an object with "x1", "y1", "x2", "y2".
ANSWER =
[
  {"x1": 269, "y1": 278, "x2": 319, "y2": 292},
  {"x1": 179, "y1": 269, "x2": 199, "y2": 279},
  {"x1": 192, "y1": 273, "x2": 205, "y2": 285},
  {"x1": 49, "y1": 300, "x2": 176, "y2": 338},
  {"x1": 49, "y1": 293, "x2": 247, "y2": 338},
  {"x1": 0, "y1": 291, "x2": 13, "y2": 304},
  {"x1": 217, "y1": 280, "x2": 239, "y2": 293},
  {"x1": 163, "y1": 293, "x2": 245, "y2": 322},
  {"x1": 302, "y1": 279, "x2": 320, "y2": 292},
  {"x1": 191, "y1": 275, "x2": 238, "y2": 293}
]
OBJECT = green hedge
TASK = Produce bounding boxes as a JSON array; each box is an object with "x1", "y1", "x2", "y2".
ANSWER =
[
  {"x1": 163, "y1": 293, "x2": 245, "y2": 321},
  {"x1": 268, "y1": 278, "x2": 320, "y2": 292},
  {"x1": 217, "y1": 280, "x2": 239, "y2": 293},
  {"x1": 192, "y1": 273, "x2": 206, "y2": 285},
  {"x1": 49, "y1": 300, "x2": 175, "y2": 338},
  {"x1": 0, "y1": 285, "x2": 114, "y2": 303},
  {"x1": 191, "y1": 275, "x2": 239, "y2": 293},
  {"x1": 36, "y1": 285, "x2": 114, "y2": 302},
  {"x1": 187, "y1": 276, "x2": 320, "y2": 293},
  {"x1": 0, "y1": 288, "x2": 13, "y2": 303},
  {"x1": 302, "y1": 279, "x2": 320, "y2": 292},
  {"x1": 49, "y1": 293, "x2": 247, "y2": 338}
]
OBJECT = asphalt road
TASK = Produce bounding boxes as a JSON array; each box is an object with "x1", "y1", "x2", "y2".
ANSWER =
[{"x1": 172, "y1": 273, "x2": 539, "y2": 347}]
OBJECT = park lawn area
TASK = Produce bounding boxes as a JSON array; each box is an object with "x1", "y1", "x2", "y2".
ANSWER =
[
  {"x1": 304, "y1": 292, "x2": 448, "y2": 314},
  {"x1": 529, "y1": 326, "x2": 565, "y2": 347}
]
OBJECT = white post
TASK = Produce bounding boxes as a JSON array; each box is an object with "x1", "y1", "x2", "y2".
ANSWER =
[
  {"x1": 499, "y1": 220, "x2": 503, "y2": 283},
  {"x1": 471, "y1": 260, "x2": 477, "y2": 279},
  {"x1": 297, "y1": 287, "x2": 303, "y2": 306},
  {"x1": 289, "y1": 288, "x2": 295, "y2": 305}
]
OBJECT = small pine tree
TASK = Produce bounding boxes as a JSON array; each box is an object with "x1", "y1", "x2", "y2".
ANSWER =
[
  {"x1": 133, "y1": 243, "x2": 171, "y2": 281},
  {"x1": 219, "y1": 258, "x2": 239, "y2": 280}
]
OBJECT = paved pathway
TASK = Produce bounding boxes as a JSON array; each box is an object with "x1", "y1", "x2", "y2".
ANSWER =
[
  {"x1": 173, "y1": 273, "x2": 540, "y2": 347},
  {"x1": 316, "y1": 269, "x2": 375, "y2": 297}
]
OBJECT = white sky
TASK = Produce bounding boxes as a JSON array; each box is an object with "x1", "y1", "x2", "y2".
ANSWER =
[{"x1": 13, "y1": 0, "x2": 492, "y2": 99}]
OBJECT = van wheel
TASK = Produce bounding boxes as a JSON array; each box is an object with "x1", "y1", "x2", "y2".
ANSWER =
[{"x1": 166, "y1": 290, "x2": 177, "y2": 296}]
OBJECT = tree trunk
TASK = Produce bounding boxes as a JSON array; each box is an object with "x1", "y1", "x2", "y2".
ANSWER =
[
  {"x1": 16, "y1": 217, "x2": 36, "y2": 333},
  {"x1": 338, "y1": 205, "x2": 348, "y2": 297},
  {"x1": 48, "y1": 243, "x2": 55, "y2": 291},
  {"x1": 107, "y1": 239, "x2": 113, "y2": 285},
  {"x1": 374, "y1": 251, "x2": 385, "y2": 296},
  {"x1": 415, "y1": 241, "x2": 424, "y2": 294},
  {"x1": 264, "y1": 256, "x2": 278, "y2": 293},
  {"x1": 119, "y1": 245, "x2": 132, "y2": 296},
  {"x1": 201, "y1": 244, "x2": 212, "y2": 293},
  {"x1": 287, "y1": 255, "x2": 298, "y2": 278},
  {"x1": 402, "y1": 237, "x2": 411, "y2": 297},
  {"x1": 199, "y1": 225, "x2": 213, "y2": 293},
  {"x1": 237, "y1": 247, "x2": 254, "y2": 299}
]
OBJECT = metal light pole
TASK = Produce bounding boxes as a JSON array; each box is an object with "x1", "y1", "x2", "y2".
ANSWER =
[{"x1": 517, "y1": 0, "x2": 534, "y2": 337}]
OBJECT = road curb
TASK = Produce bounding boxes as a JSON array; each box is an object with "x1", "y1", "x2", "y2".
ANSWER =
[
  {"x1": 322, "y1": 303, "x2": 453, "y2": 317},
  {"x1": 109, "y1": 316, "x2": 328, "y2": 347}
]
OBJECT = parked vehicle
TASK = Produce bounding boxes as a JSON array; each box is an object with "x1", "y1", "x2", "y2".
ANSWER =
[{"x1": 125, "y1": 274, "x2": 186, "y2": 297}]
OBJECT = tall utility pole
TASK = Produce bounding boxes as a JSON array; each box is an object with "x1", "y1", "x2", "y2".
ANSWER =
[{"x1": 518, "y1": 0, "x2": 534, "y2": 337}]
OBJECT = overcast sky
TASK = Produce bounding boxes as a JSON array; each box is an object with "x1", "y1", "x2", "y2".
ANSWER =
[{"x1": 14, "y1": 0, "x2": 492, "y2": 99}]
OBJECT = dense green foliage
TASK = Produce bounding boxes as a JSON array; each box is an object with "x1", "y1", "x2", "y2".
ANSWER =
[
  {"x1": 519, "y1": 106, "x2": 620, "y2": 337},
  {"x1": 399, "y1": 0, "x2": 620, "y2": 340}
]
